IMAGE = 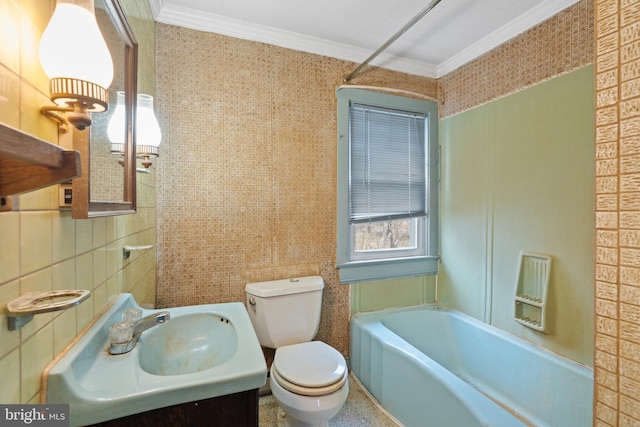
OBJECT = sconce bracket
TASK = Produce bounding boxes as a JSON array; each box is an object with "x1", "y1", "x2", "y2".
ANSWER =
[
  {"x1": 41, "y1": 78, "x2": 110, "y2": 132},
  {"x1": 41, "y1": 104, "x2": 94, "y2": 132},
  {"x1": 41, "y1": 105, "x2": 72, "y2": 133}
]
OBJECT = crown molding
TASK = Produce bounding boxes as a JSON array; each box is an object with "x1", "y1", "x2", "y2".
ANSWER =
[
  {"x1": 155, "y1": 0, "x2": 579, "y2": 79},
  {"x1": 154, "y1": 3, "x2": 438, "y2": 78},
  {"x1": 148, "y1": 0, "x2": 164, "y2": 20},
  {"x1": 437, "y1": 0, "x2": 580, "y2": 76}
]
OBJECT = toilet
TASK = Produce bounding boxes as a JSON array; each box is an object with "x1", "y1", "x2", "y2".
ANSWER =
[{"x1": 245, "y1": 276, "x2": 348, "y2": 427}]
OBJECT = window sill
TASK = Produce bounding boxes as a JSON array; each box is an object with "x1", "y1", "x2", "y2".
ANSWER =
[{"x1": 336, "y1": 255, "x2": 439, "y2": 284}]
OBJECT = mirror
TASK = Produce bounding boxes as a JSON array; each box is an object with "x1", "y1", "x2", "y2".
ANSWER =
[{"x1": 71, "y1": 0, "x2": 137, "y2": 218}]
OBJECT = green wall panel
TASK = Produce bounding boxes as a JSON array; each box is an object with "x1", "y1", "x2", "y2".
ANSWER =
[
  {"x1": 439, "y1": 66, "x2": 595, "y2": 366},
  {"x1": 350, "y1": 276, "x2": 436, "y2": 313}
]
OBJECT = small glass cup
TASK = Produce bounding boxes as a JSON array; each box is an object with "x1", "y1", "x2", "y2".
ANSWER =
[{"x1": 109, "y1": 321, "x2": 134, "y2": 344}]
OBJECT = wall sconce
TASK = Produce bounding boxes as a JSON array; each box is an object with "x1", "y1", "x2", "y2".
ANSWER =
[
  {"x1": 107, "y1": 91, "x2": 126, "y2": 155},
  {"x1": 108, "y1": 92, "x2": 161, "y2": 168},
  {"x1": 136, "y1": 94, "x2": 162, "y2": 168},
  {"x1": 39, "y1": 0, "x2": 114, "y2": 132}
]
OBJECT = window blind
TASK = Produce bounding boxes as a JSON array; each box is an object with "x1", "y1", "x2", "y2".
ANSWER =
[{"x1": 349, "y1": 103, "x2": 427, "y2": 223}]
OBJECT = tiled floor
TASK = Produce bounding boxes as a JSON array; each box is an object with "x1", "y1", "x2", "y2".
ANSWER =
[{"x1": 258, "y1": 374, "x2": 400, "y2": 427}]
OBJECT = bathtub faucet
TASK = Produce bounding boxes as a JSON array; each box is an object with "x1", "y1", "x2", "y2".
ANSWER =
[{"x1": 109, "y1": 311, "x2": 170, "y2": 355}]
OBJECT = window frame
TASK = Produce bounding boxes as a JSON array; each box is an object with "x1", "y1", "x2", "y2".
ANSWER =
[{"x1": 336, "y1": 88, "x2": 439, "y2": 284}]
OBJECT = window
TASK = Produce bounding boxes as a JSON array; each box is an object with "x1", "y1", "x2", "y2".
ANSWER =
[{"x1": 336, "y1": 88, "x2": 439, "y2": 284}]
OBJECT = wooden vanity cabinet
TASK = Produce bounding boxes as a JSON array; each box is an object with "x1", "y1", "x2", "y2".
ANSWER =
[{"x1": 90, "y1": 389, "x2": 259, "y2": 427}]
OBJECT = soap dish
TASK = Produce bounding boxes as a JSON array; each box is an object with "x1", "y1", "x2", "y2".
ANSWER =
[
  {"x1": 7, "y1": 290, "x2": 90, "y2": 330},
  {"x1": 514, "y1": 252, "x2": 551, "y2": 333}
]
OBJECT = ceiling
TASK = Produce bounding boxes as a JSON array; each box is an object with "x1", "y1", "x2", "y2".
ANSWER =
[{"x1": 150, "y1": 0, "x2": 580, "y2": 78}]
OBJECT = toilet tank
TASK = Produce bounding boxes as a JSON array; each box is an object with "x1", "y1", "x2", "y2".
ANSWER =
[{"x1": 245, "y1": 276, "x2": 324, "y2": 348}]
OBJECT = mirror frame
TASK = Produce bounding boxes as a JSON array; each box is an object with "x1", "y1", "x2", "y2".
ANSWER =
[{"x1": 72, "y1": 0, "x2": 138, "y2": 218}]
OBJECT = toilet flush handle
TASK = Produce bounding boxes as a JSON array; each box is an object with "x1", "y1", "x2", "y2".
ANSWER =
[{"x1": 248, "y1": 296, "x2": 256, "y2": 313}]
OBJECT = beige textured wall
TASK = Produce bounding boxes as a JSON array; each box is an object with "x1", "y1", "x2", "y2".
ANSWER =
[
  {"x1": 0, "y1": 0, "x2": 156, "y2": 404},
  {"x1": 594, "y1": 0, "x2": 640, "y2": 425},
  {"x1": 155, "y1": 23, "x2": 437, "y2": 356},
  {"x1": 439, "y1": 0, "x2": 594, "y2": 118}
]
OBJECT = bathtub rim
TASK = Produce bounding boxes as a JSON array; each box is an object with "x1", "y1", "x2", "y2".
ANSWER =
[{"x1": 351, "y1": 302, "x2": 594, "y2": 372}]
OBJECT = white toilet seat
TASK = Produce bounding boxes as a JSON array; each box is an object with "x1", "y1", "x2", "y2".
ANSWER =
[
  {"x1": 273, "y1": 341, "x2": 348, "y2": 397},
  {"x1": 272, "y1": 364, "x2": 348, "y2": 396}
]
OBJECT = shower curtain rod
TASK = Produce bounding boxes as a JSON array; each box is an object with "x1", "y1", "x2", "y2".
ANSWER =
[{"x1": 344, "y1": 0, "x2": 442, "y2": 83}]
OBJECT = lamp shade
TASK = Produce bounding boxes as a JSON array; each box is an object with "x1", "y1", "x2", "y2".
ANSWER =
[
  {"x1": 107, "y1": 90, "x2": 125, "y2": 153},
  {"x1": 136, "y1": 94, "x2": 161, "y2": 157},
  {"x1": 39, "y1": 0, "x2": 114, "y2": 91},
  {"x1": 108, "y1": 92, "x2": 161, "y2": 159}
]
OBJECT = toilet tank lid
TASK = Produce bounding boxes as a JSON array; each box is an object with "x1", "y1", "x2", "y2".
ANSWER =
[{"x1": 245, "y1": 276, "x2": 324, "y2": 297}]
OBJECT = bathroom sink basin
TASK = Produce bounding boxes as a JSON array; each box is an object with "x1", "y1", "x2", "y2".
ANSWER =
[
  {"x1": 138, "y1": 313, "x2": 238, "y2": 375},
  {"x1": 42, "y1": 294, "x2": 267, "y2": 426}
]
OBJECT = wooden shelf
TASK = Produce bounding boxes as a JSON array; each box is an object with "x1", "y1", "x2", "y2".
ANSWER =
[{"x1": 0, "y1": 123, "x2": 81, "y2": 198}]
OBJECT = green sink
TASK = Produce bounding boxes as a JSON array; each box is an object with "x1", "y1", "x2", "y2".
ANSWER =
[
  {"x1": 43, "y1": 294, "x2": 267, "y2": 426},
  {"x1": 138, "y1": 313, "x2": 238, "y2": 375}
]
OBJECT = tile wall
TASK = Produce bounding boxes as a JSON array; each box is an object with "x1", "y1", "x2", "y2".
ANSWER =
[
  {"x1": 594, "y1": 0, "x2": 640, "y2": 425},
  {"x1": 0, "y1": 0, "x2": 156, "y2": 405}
]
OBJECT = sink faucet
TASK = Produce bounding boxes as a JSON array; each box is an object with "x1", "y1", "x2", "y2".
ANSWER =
[{"x1": 109, "y1": 311, "x2": 170, "y2": 355}]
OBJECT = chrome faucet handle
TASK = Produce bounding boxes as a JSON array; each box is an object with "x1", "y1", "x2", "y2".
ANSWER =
[{"x1": 109, "y1": 310, "x2": 170, "y2": 355}]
